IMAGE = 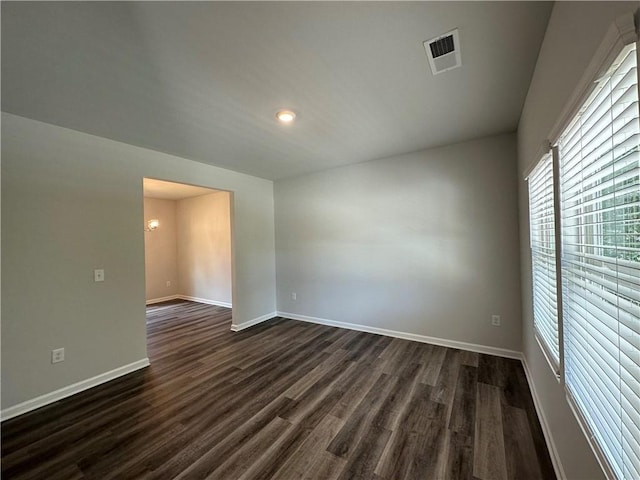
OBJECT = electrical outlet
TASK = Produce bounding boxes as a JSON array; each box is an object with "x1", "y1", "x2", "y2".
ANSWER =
[
  {"x1": 52, "y1": 348, "x2": 65, "y2": 364},
  {"x1": 491, "y1": 315, "x2": 501, "y2": 327},
  {"x1": 291, "y1": 292, "x2": 297, "y2": 301},
  {"x1": 94, "y1": 269, "x2": 104, "y2": 282},
  {"x1": 166, "y1": 280, "x2": 171, "y2": 287}
]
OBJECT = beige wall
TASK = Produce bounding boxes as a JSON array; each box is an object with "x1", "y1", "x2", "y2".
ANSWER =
[
  {"x1": 517, "y1": 3, "x2": 637, "y2": 479},
  {"x1": 143, "y1": 193, "x2": 232, "y2": 305},
  {"x1": 177, "y1": 192, "x2": 232, "y2": 305},
  {"x1": 144, "y1": 197, "x2": 178, "y2": 301},
  {"x1": 275, "y1": 133, "x2": 522, "y2": 352},
  {"x1": 1, "y1": 112, "x2": 276, "y2": 409}
]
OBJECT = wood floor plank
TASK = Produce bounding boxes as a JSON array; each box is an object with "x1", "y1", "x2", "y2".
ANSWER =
[
  {"x1": 268, "y1": 414, "x2": 344, "y2": 480},
  {"x1": 473, "y1": 382, "x2": 508, "y2": 480},
  {"x1": 371, "y1": 364, "x2": 422, "y2": 431},
  {"x1": 449, "y1": 364, "x2": 478, "y2": 436},
  {"x1": 283, "y1": 349, "x2": 350, "y2": 400},
  {"x1": 328, "y1": 355, "x2": 385, "y2": 420},
  {"x1": 410, "y1": 421, "x2": 450, "y2": 479},
  {"x1": 185, "y1": 416, "x2": 293, "y2": 480},
  {"x1": 478, "y1": 354, "x2": 507, "y2": 388},
  {"x1": 421, "y1": 344, "x2": 448, "y2": 386},
  {"x1": 460, "y1": 350, "x2": 480, "y2": 367},
  {"x1": 501, "y1": 358, "x2": 556, "y2": 479},
  {"x1": 321, "y1": 329, "x2": 360, "y2": 354},
  {"x1": 445, "y1": 431, "x2": 475, "y2": 480},
  {"x1": 302, "y1": 451, "x2": 346, "y2": 480},
  {"x1": 374, "y1": 429, "x2": 416, "y2": 479},
  {"x1": 1, "y1": 300, "x2": 556, "y2": 480},
  {"x1": 278, "y1": 359, "x2": 357, "y2": 425},
  {"x1": 502, "y1": 404, "x2": 544, "y2": 480},
  {"x1": 336, "y1": 425, "x2": 392, "y2": 480},
  {"x1": 326, "y1": 374, "x2": 393, "y2": 458},
  {"x1": 432, "y1": 348, "x2": 462, "y2": 428}
]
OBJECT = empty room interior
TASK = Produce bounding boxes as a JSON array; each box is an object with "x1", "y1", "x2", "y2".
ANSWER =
[
  {"x1": 1, "y1": 2, "x2": 639, "y2": 480},
  {"x1": 143, "y1": 178, "x2": 233, "y2": 309}
]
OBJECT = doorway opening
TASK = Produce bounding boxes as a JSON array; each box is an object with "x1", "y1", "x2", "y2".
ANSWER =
[{"x1": 142, "y1": 177, "x2": 234, "y2": 330}]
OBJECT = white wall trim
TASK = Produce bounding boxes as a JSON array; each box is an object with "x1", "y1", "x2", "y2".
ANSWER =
[
  {"x1": 523, "y1": 11, "x2": 638, "y2": 176},
  {"x1": 1, "y1": 358, "x2": 150, "y2": 422},
  {"x1": 564, "y1": 390, "x2": 617, "y2": 480},
  {"x1": 523, "y1": 140, "x2": 552, "y2": 180},
  {"x1": 230, "y1": 311, "x2": 277, "y2": 332},
  {"x1": 146, "y1": 294, "x2": 181, "y2": 305},
  {"x1": 546, "y1": 11, "x2": 638, "y2": 147},
  {"x1": 276, "y1": 311, "x2": 522, "y2": 360},
  {"x1": 146, "y1": 295, "x2": 232, "y2": 308},
  {"x1": 178, "y1": 295, "x2": 232, "y2": 309},
  {"x1": 520, "y1": 355, "x2": 567, "y2": 480}
]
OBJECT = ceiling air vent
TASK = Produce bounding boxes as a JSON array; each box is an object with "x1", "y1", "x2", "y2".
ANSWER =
[{"x1": 424, "y1": 29, "x2": 461, "y2": 75}]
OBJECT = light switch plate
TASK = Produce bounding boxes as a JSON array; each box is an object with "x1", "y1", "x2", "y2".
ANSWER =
[{"x1": 52, "y1": 348, "x2": 65, "y2": 364}]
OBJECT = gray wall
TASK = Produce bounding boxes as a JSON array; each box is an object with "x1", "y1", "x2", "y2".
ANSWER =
[
  {"x1": 177, "y1": 192, "x2": 232, "y2": 305},
  {"x1": 144, "y1": 197, "x2": 179, "y2": 301},
  {"x1": 275, "y1": 133, "x2": 522, "y2": 351},
  {"x1": 1, "y1": 113, "x2": 276, "y2": 409},
  {"x1": 517, "y1": 2, "x2": 637, "y2": 479}
]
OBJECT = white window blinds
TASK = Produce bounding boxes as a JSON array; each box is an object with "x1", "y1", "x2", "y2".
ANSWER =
[
  {"x1": 529, "y1": 153, "x2": 560, "y2": 367},
  {"x1": 558, "y1": 43, "x2": 640, "y2": 480}
]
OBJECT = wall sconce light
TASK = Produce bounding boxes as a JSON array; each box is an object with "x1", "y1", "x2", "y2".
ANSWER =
[{"x1": 145, "y1": 219, "x2": 159, "y2": 232}]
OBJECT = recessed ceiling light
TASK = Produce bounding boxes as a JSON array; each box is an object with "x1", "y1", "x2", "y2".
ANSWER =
[{"x1": 276, "y1": 110, "x2": 296, "y2": 123}]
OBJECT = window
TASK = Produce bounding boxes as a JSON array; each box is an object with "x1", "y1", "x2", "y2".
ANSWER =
[
  {"x1": 528, "y1": 153, "x2": 560, "y2": 367},
  {"x1": 558, "y1": 43, "x2": 639, "y2": 480}
]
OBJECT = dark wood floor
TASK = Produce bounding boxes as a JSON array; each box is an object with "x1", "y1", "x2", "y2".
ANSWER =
[{"x1": 2, "y1": 300, "x2": 555, "y2": 480}]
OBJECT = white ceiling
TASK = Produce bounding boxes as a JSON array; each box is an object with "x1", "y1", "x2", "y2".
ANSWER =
[
  {"x1": 1, "y1": 2, "x2": 552, "y2": 180},
  {"x1": 143, "y1": 178, "x2": 222, "y2": 200}
]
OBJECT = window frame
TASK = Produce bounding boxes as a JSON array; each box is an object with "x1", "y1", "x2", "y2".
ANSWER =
[
  {"x1": 524, "y1": 12, "x2": 639, "y2": 480},
  {"x1": 556, "y1": 41, "x2": 640, "y2": 480},
  {"x1": 527, "y1": 151, "x2": 562, "y2": 375}
]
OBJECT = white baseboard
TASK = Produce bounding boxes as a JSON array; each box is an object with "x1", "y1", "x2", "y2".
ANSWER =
[
  {"x1": 178, "y1": 295, "x2": 232, "y2": 309},
  {"x1": 276, "y1": 311, "x2": 522, "y2": 360},
  {"x1": 1, "y1": 358, "x2": 150, "y2": 422},
  {"x1": 520, "y1": 355, "x2": 566, "y2": 480},
  {"x1": 231, "y1": 311, "x2": 277, "y2": 332},
  {"x1": 146, "y1": 294, "x2": 181, "y2": 305},
  {"x1": 146, "y1": 294, "x2": 232, "y2": 308}
]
